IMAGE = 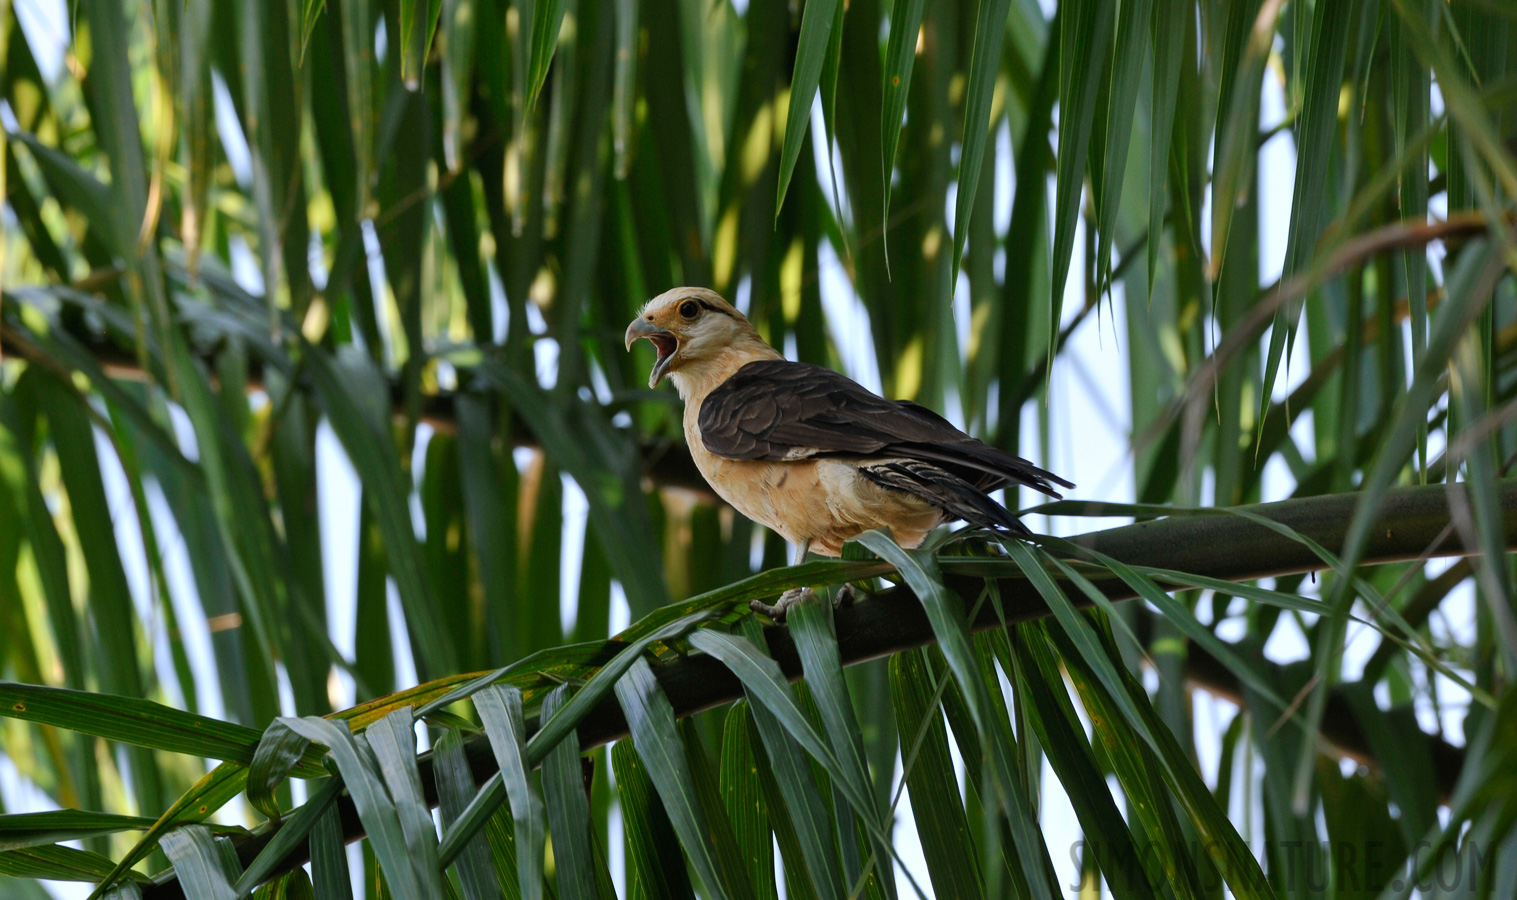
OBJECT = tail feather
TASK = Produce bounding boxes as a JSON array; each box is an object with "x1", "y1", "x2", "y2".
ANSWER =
[
  {"x1": 859, "y1": 460, "x2": 1031, "y2": 534},
  {"x1": 898, "y1": 442, "x2": 1073, "y2": 498}
]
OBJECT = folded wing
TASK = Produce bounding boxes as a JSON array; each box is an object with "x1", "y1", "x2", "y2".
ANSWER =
[{"x1": 698, "y1": 360, "x2": 1073, "y2": 530}]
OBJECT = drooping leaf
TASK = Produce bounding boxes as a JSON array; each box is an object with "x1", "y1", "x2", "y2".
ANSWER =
[
  {"x1": 889, "y1": 650, "x2": 982, "y2": 900},
  {"x1": 539, "y1": 684, "x2": 602, "y2": 900},
  {"x1": 234, "y1": 779, "x2": 345, "y2": 897},
  {"x1": 950, "y1": 0, "x2": 1013, "y2": 280},
  {"x1": 775, "y1": 0, "x2": 841, "y2": 216},
  {"x1": 160, "y1": 825, "x2": 241, "y2": 900},
  {"x1": 880, "y1": 0, "x2": 927, "y2": 229},
  {"x1": 853, "y1": 532, "x2": 1060, "y2": 897},
  {"x1": 469, "y1": 685, "x2": 545, "y2": 900},
  {"x1": 0, "y1": 811, "x2": 162, "y2": 853},
  {"x1": 615, "y1": 657, "x2": 754, "y2": 900},
  {"x1": 277, "y1": 716, "x2": 428, "y2": 900},
  {"x1": 433, "y1": 730, "x2": 503, "y2": 900},
  {"x1": 1048, "y1": 0, "x2": 1116, "y2": 372},
  {"x1": 718, "y1": 702, "x2": 777, "y2": 900},
  {"x1": 613, "y1": 737, "x2": 695, "y2": 900}
]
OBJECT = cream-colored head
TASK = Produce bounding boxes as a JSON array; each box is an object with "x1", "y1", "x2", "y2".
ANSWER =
[{"x1": 624, "y1": 287, "x2": 777, "y2": 394}]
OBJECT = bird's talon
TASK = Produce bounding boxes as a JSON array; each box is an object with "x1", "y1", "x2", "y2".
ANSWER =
[
  {"x1": 750, "y1": 587, "x2": 817, "y2": 622},
  {"x1": 833, "y1": 583, "x2": 857, "y2": 610}
]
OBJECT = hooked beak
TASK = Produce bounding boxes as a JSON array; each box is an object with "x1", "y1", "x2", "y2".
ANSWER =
[{"x1": 625, "y1": 317, "x2": 679, "y2": 388}]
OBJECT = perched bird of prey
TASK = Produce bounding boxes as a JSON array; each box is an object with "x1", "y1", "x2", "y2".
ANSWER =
[{"x1": 626, "y1": 287, "x2": 1072, "y2": 618}]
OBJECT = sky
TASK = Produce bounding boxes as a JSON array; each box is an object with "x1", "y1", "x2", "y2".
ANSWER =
[{"x1": 1, "y1": 0, "x2": 1479, "y2": 897}]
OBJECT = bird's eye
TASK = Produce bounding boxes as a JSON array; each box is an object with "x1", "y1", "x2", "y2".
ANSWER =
[{"x1": 679, "y1": 300, "x2": 700, "y2": 319}]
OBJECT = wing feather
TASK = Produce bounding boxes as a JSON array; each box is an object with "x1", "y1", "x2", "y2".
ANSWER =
[
  {"x1": 698, "y1": 360, "x2": 1073, "y2": 498},
  {"x1": 859, "y1": 461, "x2": 1031, "y2": 534}
]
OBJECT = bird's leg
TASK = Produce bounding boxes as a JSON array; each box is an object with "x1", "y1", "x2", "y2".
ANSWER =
[{"x1": 750, "y1": 540, "x2": 817, "y2": 620}]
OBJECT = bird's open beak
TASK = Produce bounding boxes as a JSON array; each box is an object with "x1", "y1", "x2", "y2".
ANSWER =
[{"x1": 625, "y1": 317, "x2": 679, "y2": 388}]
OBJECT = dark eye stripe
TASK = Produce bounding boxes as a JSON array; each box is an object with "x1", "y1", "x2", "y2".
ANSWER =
[{"x1": 696, "y1": 298, "x2": 737, "y2": 318}]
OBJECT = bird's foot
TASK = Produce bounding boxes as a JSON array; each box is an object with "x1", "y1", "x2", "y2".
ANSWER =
[
  {"x1": 752, "y1": 584, "x2": 862, "y2": 621},
  {"x1": 750, "y1": 587, "x2": 818, "y2": 621}
]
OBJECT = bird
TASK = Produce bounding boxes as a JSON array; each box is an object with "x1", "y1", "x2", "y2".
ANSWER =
[{"x1": 625, "y1": 286, "x2": 1073, "y2": 619}]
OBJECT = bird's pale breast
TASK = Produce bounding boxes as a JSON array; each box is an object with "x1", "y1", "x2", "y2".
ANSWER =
[{"x1": 684, "y1": 395, "x2": 942, "y2": 555}]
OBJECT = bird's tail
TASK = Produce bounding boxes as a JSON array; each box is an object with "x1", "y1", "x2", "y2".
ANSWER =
[
  {"x1": 860, "y1": 460, "x2": 1032, "y2": 534},
  {"x1": 900, "y1": 442, "x2": 1073, "y2": 499}
]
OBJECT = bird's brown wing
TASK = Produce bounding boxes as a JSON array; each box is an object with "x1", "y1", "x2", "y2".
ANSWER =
[{"x1": 697, "y1": 360, "x2": 1073, "y2": 499}]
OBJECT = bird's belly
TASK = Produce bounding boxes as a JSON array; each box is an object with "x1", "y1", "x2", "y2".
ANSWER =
[
  {"x1": 688, "y1": 440, "x2": 941, "y2": 556},
  {"x1": 814, "y1": 459, "x2": 943, "y2": 553},
  {"x1": 687, "y1": 448, "x2": 823, "y2": 542}
]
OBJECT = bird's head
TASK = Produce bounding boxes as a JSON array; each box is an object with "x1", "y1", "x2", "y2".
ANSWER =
[{"x1": 624, "y1": 287, "x2": 771, "y2": 390}]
